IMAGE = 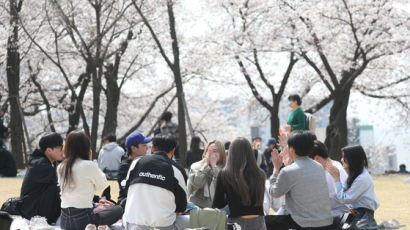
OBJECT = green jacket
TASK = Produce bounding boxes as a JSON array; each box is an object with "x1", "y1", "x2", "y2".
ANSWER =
[{"x1": 287, "y1": 107, "x2": 306, "y2": 131}]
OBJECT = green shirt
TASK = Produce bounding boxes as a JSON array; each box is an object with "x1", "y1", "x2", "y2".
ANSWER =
[{"x1": 287, "y1": 107, "x2": 306, "y2": 131}]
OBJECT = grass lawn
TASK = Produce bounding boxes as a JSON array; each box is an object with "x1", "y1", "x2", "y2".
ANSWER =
[{"x1": 1, "y1": 174, "x2": 409, "y2": 229}]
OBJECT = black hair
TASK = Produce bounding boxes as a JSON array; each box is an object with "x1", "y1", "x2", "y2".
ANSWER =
[
  {"x1": 399, "y1": 164, "x2": 406, "y2": 170},
  {"x1": 103, "y1": 135, "x2": 116, "y2": 143},
  {"x1": 309, "y1": 140, "x2": 329, "y2": 159},
  {"x1": 224, "y1": 141, "x2": 231, "y2": 150},
  {"x1": 342, "y1": 145, "x2": 368, "y2": 190},
  {"x1": 152, "y1": 134, "x2": 176, "y2": 153},
  {"x1": 221, "y1": 137, "x2": 265, "y2": 206},
  {"x1": 288, "y1": 94, "x2": 302, "y2": 106},
  {"x1": 161, "y1": 111, "x2": 173, "y2": 122},
  {"x1": 287, "y1": 130, "x2": 315, "y2": 156},
  {"x1": 252, "y1": 137, "x2": 262, "y2": 142},
  {"x1": 39, "y1": 133, "x2": 63, "y2": 152},
  {"x1": 190, "y1": 136, "x2": 201, "y2": 151}
]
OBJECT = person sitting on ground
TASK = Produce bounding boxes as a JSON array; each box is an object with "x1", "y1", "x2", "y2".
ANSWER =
[
  {"x1": 309, "y1": 140, "x2": 349, "y2": 219},
  {"x1": 186, "y1": 136, "x2": 203, "y2": 169},
  {"x1": 224, "y1": 141, "x2": 231, "y2": 156},
  {"x1": 160, "y1": 111, "x2": 179, "y2": 160},
  {"x1": 117, "y1": 132, "x2": 152, "y2": 206},
  {"x1": 284, "y1": 94, "x2": 306, "y2": 132},
  {"x1": 188, "y1": 140, "x2": 226, "y2": 208},
  {"x1": 213, "y1": 137, "x2": 266, "y2": 230},
  {"x1": 326, "y1": 145, "x2": 380, "y2": 228},
  {"x1": 122, "y1": 134, "x2": 189, "y2": 230},
  {"x1": 398, "y1": 164, "x2": 410, "y2": 174},
  {"x1": 97, "y1": 135, "x2": 125, "y2": 180},
  {"x1": 58, "y1": 131, "x2": 123, "y2": 230},
  {"x1": 20, "y1": 133, "x2": 63, "y2": 224},
  {"x1": 252, "y1": 137, "x2": 267, "y2": 174},
  {"x1": 266, "y1": 130, "x2": 333, "y2": 230},
  {"x1": 264, "y1": 138, "x2": 279, "y2": 178},
  {"x1": 0, "y1": 148, "x2": 17, "y2": 177}
]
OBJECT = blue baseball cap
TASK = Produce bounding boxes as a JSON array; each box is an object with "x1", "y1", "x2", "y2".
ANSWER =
[
  {"x1": 267, "y1": 138, "x2": 277, "y2": 146},
  {"x1": 125, "y1": 132, "x2": 152, "y2": 149}
]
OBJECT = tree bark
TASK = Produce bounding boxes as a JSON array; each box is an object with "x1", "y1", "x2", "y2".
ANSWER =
[
  {"x1": 325, "y1": 84, "x2": 352, "y2": 161},
  {"x1": 167, "y1": 0, "x2": 187, "y2": 167},
  {"x1": 67, "y1": 73, "x2": 91, "y2": 134},
  {"x1": 90, "y1": 61, "x2": 102, "y2": 159},
  {"x1": 102, "y1": 63, "x2": 120, "y2": 139},
  {"x1": 6, "y1": 0, "x2": 24, "y2": 168},
  {"x1": 270, "y1": 101, "x2": 280, "y2": 140}
]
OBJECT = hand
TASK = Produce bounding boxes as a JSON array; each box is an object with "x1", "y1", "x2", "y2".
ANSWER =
[
  {"x1": 98, "y1": 199, "x2": 114, "y2": 206},
  {"x1": 283, "y1": 124, "x2": 291, "y2": 132},
  {"x1": 280, "y1": 147, "x2": 292, "y2": 166},
  {"x1": 207, "y1": 152, "x2": 217, "y2": 167},
  {"x1": 325, "y1": 163, "x2": 340, "y2": 182},
  {"x1": 278, "y1": 132, "x2": 288, "y2": 149},
  {"x1": 271, "y1": 149, "x2": 283, "y2": 174}
]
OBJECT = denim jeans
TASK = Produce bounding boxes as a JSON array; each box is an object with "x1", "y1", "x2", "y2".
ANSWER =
[{"x1": 61, "y1": 206, "x2": 123, "y2": 230}]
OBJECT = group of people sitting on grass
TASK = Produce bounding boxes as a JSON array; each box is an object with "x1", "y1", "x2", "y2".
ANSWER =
[{"x1": 4, "y1": 128, "x2": 379, "y2": 230}]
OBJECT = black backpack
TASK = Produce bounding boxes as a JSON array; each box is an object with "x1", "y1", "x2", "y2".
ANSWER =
[{"x1": 1, "y1": 197, "x2": 22, "y2": 215}]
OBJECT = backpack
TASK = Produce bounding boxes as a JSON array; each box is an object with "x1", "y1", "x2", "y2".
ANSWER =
[
  {"x1": 305, "y1": 113, "x2": 316, "y2": 133},
  {"x1": 1, "y1": 197, "x2": 22, "y2": 215}
]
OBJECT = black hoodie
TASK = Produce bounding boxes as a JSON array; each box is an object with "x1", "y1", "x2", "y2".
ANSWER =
[
  {"x1": 20, "y1": 149, "x2": 61, "y2": 224},
  {"x1": 0, "y1": 148, "x2": 17, "y2": 177}
]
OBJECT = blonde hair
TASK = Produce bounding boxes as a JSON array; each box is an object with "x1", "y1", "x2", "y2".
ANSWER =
[{"x1": 202, "y1": 140, "x2": 226, "y2": 168}]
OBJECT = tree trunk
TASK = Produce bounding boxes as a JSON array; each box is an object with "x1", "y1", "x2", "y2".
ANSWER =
[
  {"x1": 270, "y1": 105, "x2": 280, "y2": 140},
  {"x1": 167, "y1": 0, "x2": 187, "y2": 167},
  {"x1": 67, "y1": 73, "x2": 90, "y2": 134},
  {"x1": 102, "y1": 63, "x2": 120, "y2": 140},
  {"x1": 90, "y1": 62, "x2": 102, "y2": 159},
  {"x1": 6, "y1": 0, "x2": 24, "y2": 168},
  {"x1": 174, "y1": 70, "x2": 187, "y2": 167},
  {"x1": 325, "y1": 85, "x2": 352, "y2": 161}
]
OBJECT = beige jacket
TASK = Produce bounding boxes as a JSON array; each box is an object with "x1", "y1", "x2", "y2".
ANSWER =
[{"x1": 187, "y1": 159, "x2": 220, "y2": 208}]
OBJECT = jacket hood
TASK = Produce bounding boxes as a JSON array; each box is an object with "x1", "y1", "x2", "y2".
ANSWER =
[
  {"x1": 103, "y1": 142, "x2": 119, "y2": 151},
  {"x1": 31, "y1": 149, "x2": 45, "y2": 157}
]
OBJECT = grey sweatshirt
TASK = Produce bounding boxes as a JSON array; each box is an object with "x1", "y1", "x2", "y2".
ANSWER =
[{"x1": 269, "y1": 157, "x2": 333, "y2": 228}]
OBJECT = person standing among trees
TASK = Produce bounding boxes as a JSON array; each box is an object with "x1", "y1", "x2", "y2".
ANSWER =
[{"x1": 284, "y1": 94, "x2": 306, "y2": 133}]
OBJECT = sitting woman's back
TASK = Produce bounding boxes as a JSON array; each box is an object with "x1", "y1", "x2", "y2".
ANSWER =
[
  {"x1": 213, "y1": 137, "x2": 266, "y2": 230},
  {"x1": 57, "y1": 131, "x2": 123, "y2": 230}
]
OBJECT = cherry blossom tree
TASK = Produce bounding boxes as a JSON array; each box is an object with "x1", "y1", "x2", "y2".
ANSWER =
[{"x1": 275, "y1": 0, "x2": 410, "y2": 160}]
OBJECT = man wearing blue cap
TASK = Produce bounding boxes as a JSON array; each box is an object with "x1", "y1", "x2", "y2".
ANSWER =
[{"x1": 117, "y1": 132, "x2": 152, "y2": 205}]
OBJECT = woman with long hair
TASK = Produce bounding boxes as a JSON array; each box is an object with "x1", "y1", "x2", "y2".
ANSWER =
[
  {"x1": 326, "y1": 145, "x2": 379, "y2": 227},
  {"x1": 212, "y1": 137, "x2": 266, "y2": 230},
  {"x1": 58, "y1": 131, "x2": 123, "y2": 230},
  {"x1": 186, "y1": 136, "x2": 203, "y2": 169},
  {"x1": 187, "y1": 140, "x2": 226, "y2": 208}
]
